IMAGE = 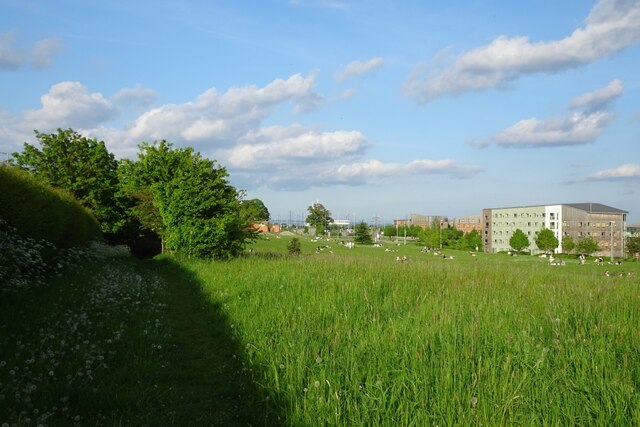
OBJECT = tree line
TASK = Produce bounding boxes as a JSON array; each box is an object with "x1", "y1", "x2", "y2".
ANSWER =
[{"x1": 10, "y1": 129, "x2": 268, "y2": 259}]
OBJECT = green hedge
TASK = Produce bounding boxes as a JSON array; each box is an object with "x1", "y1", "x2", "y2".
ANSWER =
[{"x1": 0, "y1": 165, "x2": 101, "y2": 248}]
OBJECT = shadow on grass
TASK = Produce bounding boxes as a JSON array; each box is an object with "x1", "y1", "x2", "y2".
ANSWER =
[{"x1": 138, "y1": 256, "x2": 287, "y2": 426}]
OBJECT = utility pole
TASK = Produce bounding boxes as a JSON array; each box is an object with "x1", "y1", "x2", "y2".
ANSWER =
[
  {"x1": 610, "y1": 221, "x2": 614, "y2": 262},
  {"x1": 373, "y1": 215, "x2": 380, "y2": 243}
]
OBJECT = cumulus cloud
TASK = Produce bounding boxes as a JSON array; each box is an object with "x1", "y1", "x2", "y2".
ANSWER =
[
  {"x1": 321, "y1": 159, "x2": 483, "y2": 184},
  {"x1": 494, "y1": 80, "x2": 622, "y2": 147},
  {"x1": 0, "y1": 31, "x2": 61, "y2": 70},
  {"x1": 126, "y1": 72, "x2": 323, "y2": 144},
  {"x1": 569, "y1": 79, "x2": 623, "y2": 112},
  {"x1": 225, "y1": 125, "x2": 366, "y2": 169},
  {"x1": 585, "y1": 163, "x2": 640, "y2": 180},
  {"x1": 335, "y1": 57, "x2": 383, "y2": 82},
  {"x1": 22, "y1": 81, "x2": 116, "y2": 130},
  {"x1": 0, "y1": 82, "x2": 117, "y2": 153},
  {"x1": 495, "y1": 111, "x2": 615, "y2": 147},
  {"x1": 112, "y1": 84, "x2": 159, "y2": 108},
  {"x1": 405, "y1": 0, "x2": 640, "y2": 103}
]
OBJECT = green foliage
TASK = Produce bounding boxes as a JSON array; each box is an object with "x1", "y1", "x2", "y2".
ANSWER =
[
  {"x1": 383, "y1": 224, "x2": 396, "y2": 237},
  {"x1": 120, "y1": 141, "x2": 252, "y2": 259},
  {"x1": 416, "y1": 223, "x2": 462, "y2": 249},
  {"x1": 287, "y1": 237, "x2": 301, "y2": 255},
  {"x1": 576, "y1": 236, "x2": 600, "y2": 256},
  {"x1": 354, "y1": 221, "x2": 373, "y2": 244},
  {"x1": 562, "y1": 235, "x2": 576, "y2": 254},
  {"x1": 306, "y1": 203, "x2": 333, "y2": 231},
  {"x1": 241, "y1": 199, "x2": 270, "y2": 222},
  {"x1": 626, "y1": 236, "x2": 640, "y2": 257},
  {"x1": 12, "y1": 129, "x2": 126, "y2": 236},
  {"x1": 460, "y1": 229, "x2": 482, "y2": 251},
  {"x1": 509, "y1": 228, "x2": 530, "y2": 252},
  {"x1": 0, "y1": 165, "x2": 100, "y2": 248},
  {"x1": 535, "y1": 228, "x2": 559, "y2": 253}
]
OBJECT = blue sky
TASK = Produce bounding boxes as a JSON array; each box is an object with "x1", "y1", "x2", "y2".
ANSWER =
[{"x1": 1, "y1": 0, "x2": 639, "y2": 224}]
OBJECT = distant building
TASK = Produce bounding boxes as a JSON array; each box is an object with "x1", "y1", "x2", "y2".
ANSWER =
[
  {"x1": 453, "y1": 215, "x2": 482, "y2": 234},
  {"x1": 626, "y1": 223, "x2": 640, "y2": 237},
  {"x1": 252, "y1": 222, "x2": 280, "y2": 233},
  {"x1": 395, "y1": 214, "x2": 448, "y2": 229},
  {"x1": 482, "y1": 203, "x2": 628, "y2": 256}
]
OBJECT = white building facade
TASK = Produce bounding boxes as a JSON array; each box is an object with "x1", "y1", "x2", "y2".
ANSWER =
[{"x1": 483, "y1": 203, "x2": 627, "y2": 256}]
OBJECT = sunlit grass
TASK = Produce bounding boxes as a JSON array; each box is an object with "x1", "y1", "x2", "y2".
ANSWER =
[{"x1": 183, "y1": 233, "x2": 640, "y2": 425}]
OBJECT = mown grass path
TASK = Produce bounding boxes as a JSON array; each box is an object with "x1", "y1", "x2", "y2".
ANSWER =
[{"x1": 147, "y1": 257, "x2": 283, "y2": 426}]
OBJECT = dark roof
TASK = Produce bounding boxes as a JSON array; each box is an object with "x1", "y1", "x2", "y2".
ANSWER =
[{"x1": 565, "y1": 203, "x2": 628, "y2": 214}]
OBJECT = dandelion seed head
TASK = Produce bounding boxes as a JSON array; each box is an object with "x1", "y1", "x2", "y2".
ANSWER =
[{"x1": 314, "y1": 380, "x2": 320, "y2": 388}]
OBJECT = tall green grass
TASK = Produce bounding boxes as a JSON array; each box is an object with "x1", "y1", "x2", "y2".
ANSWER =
[{"x1": 182, "y1": 235, "x2": 640, "y2": 425}]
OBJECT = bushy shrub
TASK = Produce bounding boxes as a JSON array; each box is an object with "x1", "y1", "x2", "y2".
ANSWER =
[
  {"x1": 287, "y1": 237, "x2": 301, "y2": 255},
  {"x1": 0, "y1": 165, "x2": 100, "y2": 248}
]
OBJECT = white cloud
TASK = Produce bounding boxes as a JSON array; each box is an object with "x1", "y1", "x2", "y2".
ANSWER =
[
  {"x1": 335, "y1": 57, "x2": 383, "y2": 82},
  {"x1": 570, "y1": 79, "x2": 623, "y2": 112},
  {"x1": 494, "y1": 80, "x2": 622, "y2": 147},
  {"x1": 586, "y1": 163, "x2": 640, "y2": 180},
  {"x1": 22, "y1": 81, "x2": 116, "y2": 131},
  {"x1": 322, "y1": 159, "x2": 483, "y2": 184},
  {"x1": 225, "y1": 125, "x2": 366, "y2": 169},
  {"x1": 112, "y1": 84, "x2": 158, "y2": 108},
  {"x1": 31, "y1": 37, "x2": 61, "y2": 69},
  {"x1": 405, "y1": 0, "x2": 640, "y2": 103},
  {"x1": 0, "y1": 81, "x2": 117, "y2": 152},
  {"x1": 495, "y1": 111, "x2": 615, "y2": 147},
  {"x1": 0, "y1": 31, "x2": 61, "y2": 70},
  {"x1": 126, "y1": 72, "x2": 323, "y2": 144}
]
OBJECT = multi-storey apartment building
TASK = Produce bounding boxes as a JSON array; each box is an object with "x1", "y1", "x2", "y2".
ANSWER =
[
  {"x1": 483, "y1": 203, "x2": 627, "y2": 256},
  {"x1": 394, "y1": 214, "x2": 448, "y2": 229},
  {"x1": 453, "y1": 215, "x2": 482, "y2": 234}
]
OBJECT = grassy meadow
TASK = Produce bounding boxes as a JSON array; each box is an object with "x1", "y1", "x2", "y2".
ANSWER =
[
  {"x1": 183, "y1": 235, "x2": 640, "y2": 425},
  {"x1": 1, "y1": 234, "x2": 639, "y2": 425}
]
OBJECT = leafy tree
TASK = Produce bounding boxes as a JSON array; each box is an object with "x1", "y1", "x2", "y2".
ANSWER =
[
  {"x1": 509, "y1": 229, "x2": 530, "y2": 252},
  {"x1": 306, "y1": 203, "x2": 333, "y2": 234},
  {"x1": 354, "y1": 221, "x2": 373, "y2": 245},
  {"x1": 442, "y1": 226, "x2": 463, "y2": 248},
  {"x1": 12, "y1": 128, "x2": 125, "y2": 236},
  {"x1": 562, "y1": 235, "x2": 576, "y2": 254},
  {"x1": 460, "y1": 229, "x2": 482, "y2": 251},
  {"x1": 535, "y1": 228, "x2": 559, "y2": 254},
  {"x1": 241, "y1": 199, "x2": 270, "y2": 222},
  {"x1": 287, "y1": 237, "x2": 301, "y2": 255},
  {"x1": 417, "y1": 225, "x2": 440, "y2": 248},
  {"x1": 576, "y1": 236, "x2": 600, "y2": 256},
  {"x1": 626, "y1": 236, "x2": 640, "y2": 258},
  {"x1": 120, "y1": 141, "x2": 253, "y2": 259},
  {"x1": 383, "y1": 224, "x2": 397, "y2": 237}
]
